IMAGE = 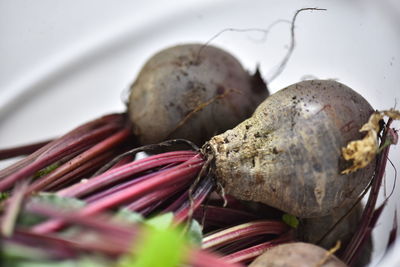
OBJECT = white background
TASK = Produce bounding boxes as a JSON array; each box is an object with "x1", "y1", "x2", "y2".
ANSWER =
[{"x1": 1, "y1": 0, "x2": 399, "y2": 266}]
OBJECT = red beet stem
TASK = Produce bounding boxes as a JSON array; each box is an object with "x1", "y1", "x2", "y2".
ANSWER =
[
  {"x1": 0, "y1": 140, "x2": 55, "y2": 180},
  {"x1": 57, "y1": 150, "x2": 198, "y2": 198},
  {"x1": 0, "y1": 139, "x2": 52, "y2": 160},
  {"x1": 387, "y1": 210, "x2": 398, "y2": 250},
  {"x1": 84, "y1": 171, "x2": 162, "y2": 203},
  {"x1": 172, "y1": 176, "x2": 215, "y2": 224},
  {"x1": 106, "y1": 154, "x2": 135, "y2": 171},
  {"x1": 27, "y1": 203, "x2": 137, "y2": 238},
  {"x1": 84, "y1": 163, "x2": 180, "y2": 203},
  {"x1": 342, "y1": 123, "x2": 397, "y2": 264},
  {"x1": 27, "y1": 128, "x2": 131, "y2": 193},
  {"x1": 0, "y1": 113, "x2": 124, "y2": 179},
  {"x1": 10, "y1": 229, "x2": 129, "y2": 256},
  {"x1": 1, "y1": 181, "x2": 29, "y2": 236},
  {"x1": 189, "y1": 249, "x2": 245, "y2": 267},
  {"x1": 125, "y1": 184, "x2": 181, "y2": 212},
  {"x1": 193, "y1": 206, "x2": 260, "y2": 229},
  {"x1": 32, "y1": 154, "x2": 204, "y2": 234},
  {"x1": 46, "y1": 150, "x2": 117, "y2": 191},
  {"x1": 0, "y1": 122, "x2": 123, "y2": 192},
  {"x1": 202, "y1": 220, "x2": 289, "y2": 250},
  {"x1": 221, "y1": 231, "x2": 293, "y2": 264}
]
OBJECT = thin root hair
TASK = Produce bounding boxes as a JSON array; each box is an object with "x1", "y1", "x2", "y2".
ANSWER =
[
  {"x1": 268, "y1": 7, "x2": 327, "y2": 83},
  {"x1": 195, "y1": 20, "x2": 291, "y2": 63}
]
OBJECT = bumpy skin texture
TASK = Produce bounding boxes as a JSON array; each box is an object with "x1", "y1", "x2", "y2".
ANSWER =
[
  {"x1": 249, "y1": 242, "x2": 347, "y2": 267},
  {"x1": 128, "y1": 44, "x2": 268, "y2": 146},
  {"x1": 208, "y1": 80, "x2": 374, "y2": 218}
]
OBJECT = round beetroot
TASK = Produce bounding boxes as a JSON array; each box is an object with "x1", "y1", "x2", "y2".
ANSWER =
[
  {"x1": 128, "y1": 43, "x2": 268, "y2": 146},
  {"x1": 208, "y1": 80, "x2": 374, "y2": 218}
]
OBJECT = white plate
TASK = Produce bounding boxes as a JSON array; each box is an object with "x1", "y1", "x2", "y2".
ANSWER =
[{"x1": 1, "y1": 0, "x2": 399, "y2": 265}]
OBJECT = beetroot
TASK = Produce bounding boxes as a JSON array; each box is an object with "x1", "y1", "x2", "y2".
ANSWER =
[
  {"x1": 208, "y1": 80, "x2": 375, "y2": 218},
  {"x1": 128, "y1": 43, "x2": 268, "y2": 146}
]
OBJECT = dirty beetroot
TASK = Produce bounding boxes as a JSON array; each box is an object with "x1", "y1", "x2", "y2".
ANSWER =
[{"x1": 0, "y1": 41, "x2": 399, "y2": 267}]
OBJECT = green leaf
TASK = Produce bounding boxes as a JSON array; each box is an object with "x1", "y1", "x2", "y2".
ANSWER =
[
  {"x1": 117, "y1": 225, "x2": 187, "y2": 267},
  {"x1": 33, "y1": 162, "x2": 60, "y2": 179},
  {"x1": 282, "y1": 213, "x2": 299, "y2": 228},
  {"x1": 1, "y1": 243, "x2": 50, "y2": 262},
  {"x1": 185, "y1": 219, "x2": 203, "y2": 246},
  {"x1": 113, "y1": 208, "x2": 144, "y2": 224},
  {"x1": 29, "y1": 192, "x2": 86, "y2": 210},
  {"x1": 18, "y1": 193, "x2": 86, "y2": 227},
  {"x1": 0, "y1": 191, "x2": 10, "y2": 201},
  {"x1": 116, "y1": 213, "x2": 193, "y2": 267},
  {"x1": 145, "y1": 212, "x2": 174, "y2": 230}
]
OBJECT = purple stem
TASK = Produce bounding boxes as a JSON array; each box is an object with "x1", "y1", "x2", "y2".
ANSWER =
[
  {"x1": 217, "y1": 235, "x2": 267, "y2": 255},
  {"x1": 32, "y1": 154, "x2": 204, "y2": 234},
  {"x1": 10, "y1": 229, "x2": 130, "y2": 256},
  {"x1": 0, "y1": 113, "x2": 124, "y2": 180},
  {"x1": 35, "y1": 113, "x2": 125, "y2": 160},
  {"x1": 27, "y1": 128, "x2": 131, "y2": 193},
  {"x1": 27, "y1": 203, "x2": 137, "y2": 238},
  {"x1": 1, "y1": 181, "x2": 29, "y2": 236},
  {"x1": 0, "y1": 123, "x2": 123, "y2": 192},
  {"x1": 189, "y1": 249, "x2": 245, "y2": 267},
  {"x1": 387, "y1": 210, "x2": 398, "y2": 250},
  {"x1": 347, "y1": 203, "x2": 385, "y2": 266},
  {"x1": 221, "y1": 232, "x2": 293, "y2": 264},
  {"x1": 172, "y1": 176, "x2": 215, "y2": 224},
  {"x1": 84, "y1": 166, "x2": 177, "y2": 203},
  {"x1": 164, "y1": 174, "x2": 213, "y2": 213},
  {"x1": 0, "y1": 139, "x2": 52, "y2": 160},
  {"x1": 105, "y1": 154, "x2": 135, "y2": 171},
  {"x1": 125, "y1": 184, "x2": 182, "y2": 212},
  {"x1": 202, "y1": 220, "x2": 289, "y2": 250},
  {"x1": 342, "y1": 123, "x2": 397, "y2": 264},
  {"x1": 57, "y1": 151, "x2": 198, "y2": 198},
  {"x1": 46, "y1": 150, "x2": 117, "y2": 191},
  {"x1": 9, "y1": 220, "x2": 242, "y2": 267},
  {"x1": 193, "y1": 206, "x2": 260, "y2": 229}
]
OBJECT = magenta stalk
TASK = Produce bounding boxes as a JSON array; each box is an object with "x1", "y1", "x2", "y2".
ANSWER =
[
  {"x1": 32, "y1": 154, "x2": 204, "y2": 234},
  {"x1": 27, "y1": 128, "x2": 131, "y2": 193}
]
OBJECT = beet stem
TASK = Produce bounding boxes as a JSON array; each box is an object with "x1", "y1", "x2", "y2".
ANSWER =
[
  {"x1": 0, "y1": 123, "x2": 123, "y2": 192},
  {"x1": 1, "y1": 181, "x2": 29, "y2": 236},
  {"x1": 221, "y1": 231, "x2": 293, "y2": 264},
  {"x1": 57, "y1": 151, "x2": 198, "y2": 198},
  {"x1": 92, "y1": 138, "x2": 198, "y2": 176},
  {"x1": 387, "y1": 209, "x2": 398, "y2": 250},
  {"x1": 125, "y1": 184, "x2": 181, "y2": 212},
  {"x1": 27, "y1": 128, "x2": 131, "y2": 193},
  {"x1": 202, "y1": 220, "x2": 289, "y2": 250},
  {"x1": 342, "y1": 122, "x2": 397, "y2": 264},
  {"x1": 172, "y1": 175, "x2": 215, "y2": 224},
  {"x1": 0, "y1": 139, "x2": 52, "y2": 160},
  {"x1": 0, "y1": 113, "x2": 124, "y2": 180},
  {"x1": 189, "y1": 249, "x2": 245, "y2": 267},
  {"x1": 32, "y1": 154, "x2": 204, "y2": 234},
  {"x1": 193, "y1": 205, "x2": 261, "y2": 229},
  {"x1": 46, "y1": 150, "x2": 117, "y2": 191},
  {"x1": 27, "y1": 203, "x2": 137, "y2": 238},
  {"x1": 10, "y1": 229, "x2": 129, "y2": 256},
  {"x1": 84, "y1": 170, "x2": 163, "y2": 203}
]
